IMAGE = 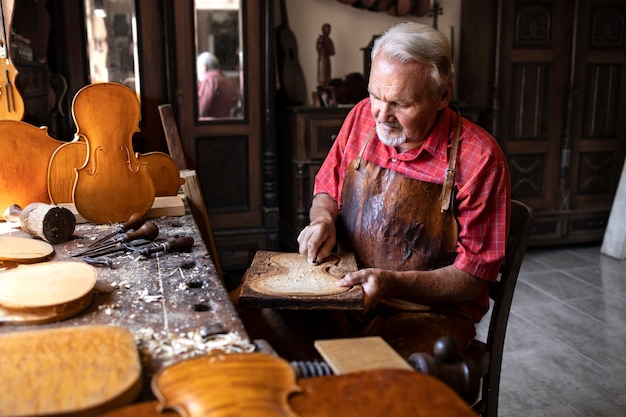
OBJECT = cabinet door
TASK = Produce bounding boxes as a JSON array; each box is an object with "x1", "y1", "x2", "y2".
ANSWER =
[
  {"x1": 499, "y1": 0, "x2": 572, "y2": 212},
  {"x1": 569, "y1": 0, "x2": 626, "y2": 212},
  {"x1": 171, "y1": 0, "x2": 277, "y2": 270}
]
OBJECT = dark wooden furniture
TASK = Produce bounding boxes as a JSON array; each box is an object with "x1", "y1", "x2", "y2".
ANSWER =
[
  {"x1": 458, "y1": 0, "x2": 626, "y2": 246},
  {"x1": 278, "y1": 105, "x2": 352, "y2": 250}
]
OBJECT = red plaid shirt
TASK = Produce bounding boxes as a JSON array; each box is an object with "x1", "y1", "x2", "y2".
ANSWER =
[{"x1": 315, "y1": 100, "x2": 510, "y2": 302}]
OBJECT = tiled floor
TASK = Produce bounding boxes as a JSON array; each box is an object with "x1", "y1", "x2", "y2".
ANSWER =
[{"x1": 476, "y1": 244, "x2": 626, "y2": 417}]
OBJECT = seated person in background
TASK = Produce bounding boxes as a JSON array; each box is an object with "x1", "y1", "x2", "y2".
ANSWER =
[
  {"x1": 235, "y1": 21, "x2": 511, "y2": 360},
  {"x1": 197, "y1": 51, "x2": 240, "y2": 118}
]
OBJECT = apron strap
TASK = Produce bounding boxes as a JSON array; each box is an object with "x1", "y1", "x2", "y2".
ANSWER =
[
  {"x1": 440, "y1": 109, "x2": 462, "y2": 213},
  {"x1": 354, "y1": 128, "x2": 377, "y2": 170}
]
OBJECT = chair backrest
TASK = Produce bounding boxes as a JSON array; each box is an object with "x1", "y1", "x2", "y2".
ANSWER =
[
  {"x1": 157, "y1": 104, "x2": 224, "y2": 283},
  {"x1": 158, "y1": 104, "x2": 188, "y2": 171},
  {"x1": 180, "y1": 170, "x2": 224, "y2": 283},
  {"x1": 471, "y1": 199, "x2": 534, "y2": 416}
]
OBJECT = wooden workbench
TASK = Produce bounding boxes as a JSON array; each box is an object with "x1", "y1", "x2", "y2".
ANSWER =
[{"x1": 0, "y1": 214, "x2": 255, "y2": 399}]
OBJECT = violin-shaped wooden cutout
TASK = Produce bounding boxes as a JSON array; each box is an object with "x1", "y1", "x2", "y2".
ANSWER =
[
  {"x1": 0, "y1": 0, "x2": 24, "y2": 120},
  {"x1": 152, "y1": 353, "x2": 301, "y2": 417},
  {"x1": 70, "y1": 82, "x2": 155, "y2": 223}
]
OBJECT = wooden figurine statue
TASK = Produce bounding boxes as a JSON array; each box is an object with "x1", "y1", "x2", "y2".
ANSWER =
[{"x1": 316, "y1": 23, "x2": 334, "y2": 88}]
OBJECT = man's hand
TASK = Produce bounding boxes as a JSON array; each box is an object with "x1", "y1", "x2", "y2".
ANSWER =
[
  {"x1": 297, "y1": 193, "x2": 339, "y2": 264},
  {"x1": 337, "y1": 268, "x2": 392, "y2": 311},
  {"x1": 297, "y1": 220, "x2": 336, "y2": 264},
  {"x1": 337, "y1": 265, "x2": 485, "y2": 312}
]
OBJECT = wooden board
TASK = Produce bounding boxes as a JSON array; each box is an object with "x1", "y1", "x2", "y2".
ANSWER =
[
  {"x1": 314, "y1": 336, "x2": 413, "y2": 375},
  {"x1": 0, "y1": 325, "x2": 142, "y2": 417},
  {"x1": 0, "y1": 261, "x2": 97, "y2": 324},
  {"x1": 0, "y1": 235, "x2": 54, "y2": 264},
  {"x1": 239, "y1": 250, "x2": 363, "y2": 310},
  {"x1": 58, "y1": 196, "x2": 185, "y2": 224}
]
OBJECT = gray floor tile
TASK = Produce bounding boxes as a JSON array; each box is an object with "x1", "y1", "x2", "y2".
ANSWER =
[{"x1": 520, "y1": 270, "x2": 604, "y2": 300}]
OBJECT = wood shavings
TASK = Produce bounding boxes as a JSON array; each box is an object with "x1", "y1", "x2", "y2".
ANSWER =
[
  {"x1": 98, "y1": 303, "x2": 120, "y2": 315},
  {"x1": 134, "y1": 327, "x2": 256, "y2": 372},
  {"x1": 136, "y1": 288, "x2": 163, "y2": 303}
]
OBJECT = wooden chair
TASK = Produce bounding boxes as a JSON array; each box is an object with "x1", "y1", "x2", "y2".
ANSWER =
[
  {"x1": 468, "y1": 199, "x2": 534, "y2": 416},
  {"x1": 158, "y1": 104, "x2": 223, "y2": 282},
  {"x1": 410, "y1": 199, "x2": 534, "y2": 417}
]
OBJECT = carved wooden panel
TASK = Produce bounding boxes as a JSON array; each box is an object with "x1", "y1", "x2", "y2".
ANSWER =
[
  {"x1": 577, "y1": 152, "x2": 618, "y2": 195},
  {"x1": 514, "y1": 3, "x2": 553, "y2": 47},
  {"x1": 197, "y1": 135, "x2": 250, "y2": 214},
  {"x1": 510, "y1": 63, "x2": 551, "y2": 140},
  {"x1": 590, "y1": 4, "x2": 625, "y2": 49},
  {"x1": 582, "y1": 65, "x2": 622, "y2": 138},
  {"x1": 508, "y1": 154, "x2": 546, "y2": 198}
]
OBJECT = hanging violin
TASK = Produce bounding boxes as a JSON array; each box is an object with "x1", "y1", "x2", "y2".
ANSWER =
[{"x1": 0, "y1": 0, "x2": 24, "y2": 120}]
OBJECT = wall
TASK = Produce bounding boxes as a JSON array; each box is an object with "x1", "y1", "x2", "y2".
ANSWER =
[{"x1": 282, "y1": 0, "x2": 462, "y2": 105}]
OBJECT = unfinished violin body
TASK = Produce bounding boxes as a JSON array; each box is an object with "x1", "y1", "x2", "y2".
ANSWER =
[
  {"x1": 136, "y1": 151, "x2": 185, "y2": 197},
  {"x1": 70, "y1": 82, "x2": 155, "y2": 223},
  {"x1": 152, "y1": 353, "x2": 301, "y2": 417},
  {"x1": 0, "y1": 121, "x2": 63, "y2": 215}
]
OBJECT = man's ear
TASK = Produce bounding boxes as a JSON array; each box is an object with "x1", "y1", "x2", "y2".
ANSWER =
[{"x1": 437, "y1": 80, "x2": 453, "y2": 110}]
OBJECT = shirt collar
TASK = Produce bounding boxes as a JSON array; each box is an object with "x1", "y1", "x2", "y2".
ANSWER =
[{"x1": 419, "y1": 106, "x2": 457, "y2": 162}]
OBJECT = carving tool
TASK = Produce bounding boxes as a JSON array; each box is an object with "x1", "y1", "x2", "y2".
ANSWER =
[
  {"x1": 88, "y1": 213, "x2": 145, "y2": 247},
  {"x1": 72, "y1": 222, "x2": 159, "y2": 257},
  {"x1": 132, "y1": 236, "x2": 194, "y2": 260},
  {"x1": 76, "y1": 240, "x2": 155, "y2": 259}
]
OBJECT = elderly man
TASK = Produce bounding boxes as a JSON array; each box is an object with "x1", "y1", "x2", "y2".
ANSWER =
[
  {"x1": 238, "y1": 22, "x2": 510, "y2": 360},
  {"x1": 197, "y1": 51, "x2": 240, "y2": 118}
]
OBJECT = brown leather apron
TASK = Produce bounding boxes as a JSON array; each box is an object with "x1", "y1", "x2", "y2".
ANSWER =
[{"x1": 337, "y1": 135, "x2": 459, "y2": 273}]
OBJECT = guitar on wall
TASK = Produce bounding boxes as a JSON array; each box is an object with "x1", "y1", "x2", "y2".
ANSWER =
[
  {"x1": 275, "y1": 0, "x2": 307, "y2": 105},
  {"x1": 0, "y1": 0, "x2": 24, "y2": 120}
]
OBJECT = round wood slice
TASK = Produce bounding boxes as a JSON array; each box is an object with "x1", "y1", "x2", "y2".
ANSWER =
[
  {"x1": 0, "y1": 292, "x2": 93, "y2": 324},
  {"x1": 0, "y1": 261, "x2": 97, "y2": 309},
  {"x1": 0, "y1": 325, "x2": 142, "y2": 417},
  {"x1": 249, "y1": 253, "x2": 350, "y2": 296},
  {"x1": 0, "y1": 236, "x2": 54, "y2": 264}
]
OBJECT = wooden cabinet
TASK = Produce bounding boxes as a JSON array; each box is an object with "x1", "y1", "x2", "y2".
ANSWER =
[
  {"x1": 459, "y1": 0, "x2": 626, "y2": 246},
  {"x1": 278, "y1": 106, "x2": 352, "y2": 250}
]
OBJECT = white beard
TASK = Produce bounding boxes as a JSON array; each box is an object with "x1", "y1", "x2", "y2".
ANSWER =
[{"x1": 376, "y1": 123, "x2": 407, "y2": 147}]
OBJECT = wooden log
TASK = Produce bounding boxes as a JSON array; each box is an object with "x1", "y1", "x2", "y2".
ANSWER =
[{"x1": 19, "y1": 202, "x2": 76, "y2": 244}]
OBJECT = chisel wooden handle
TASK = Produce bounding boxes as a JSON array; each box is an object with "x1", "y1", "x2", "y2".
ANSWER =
[
  {"x1": 88, "y1": 213, "x2": 145, "y2": 247},
  {"x1": 114, "y1": 221, "x2": 159, "y2": 243},
  {"x1": 136, "y1": 236, "x2": 194, "y2": 258}
]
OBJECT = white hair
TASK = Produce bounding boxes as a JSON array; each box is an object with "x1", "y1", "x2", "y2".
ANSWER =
[
  {"x1": 371, "y1": 22, "x2": 454, "y2": 97},
  {"x1": 197, "y1": 52, "x2": 220, "y2": 80}
]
